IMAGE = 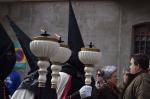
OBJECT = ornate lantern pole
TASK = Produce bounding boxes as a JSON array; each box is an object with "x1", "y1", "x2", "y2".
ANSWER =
[
  {"x1": 79, "y1": 42, "x2": 101, "y2": 85},
  {"x1": 50, "y1": 36, "x2": 71, "y2": 88},
  {"x1": 30, "y1": 30, "x2": 59, "y2": 87}
]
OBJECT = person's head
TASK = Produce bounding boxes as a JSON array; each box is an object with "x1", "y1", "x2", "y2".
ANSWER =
[
  {"x1": 102, "y1": 65, "x2": 117, "y2": 85},
  {"x1": 129, "y1": 53, "x2": 149, "y2": 74},
  {"x1": 95, "y1": 69, "x2": 104, "y2": 89},
  {"x1": 96, "y1": 69, "x2": 104, "y2": 81}
]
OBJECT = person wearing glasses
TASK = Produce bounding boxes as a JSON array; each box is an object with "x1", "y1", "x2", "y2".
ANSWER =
[
  {"x1": 95, "y1": 69, "x2": 104, "y2": 89},
  {"x1": 92, "y1": 65, "x2": 120, "y2": 99}
]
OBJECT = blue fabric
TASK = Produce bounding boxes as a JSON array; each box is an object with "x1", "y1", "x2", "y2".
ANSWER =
[{"x1": 5, "y1": 70, "x2": 21, "y2": 95}]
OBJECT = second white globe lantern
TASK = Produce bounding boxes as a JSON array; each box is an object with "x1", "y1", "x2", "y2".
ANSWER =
[{"x1": 50, "y1": 42, "x2": 71, "y2": 88}]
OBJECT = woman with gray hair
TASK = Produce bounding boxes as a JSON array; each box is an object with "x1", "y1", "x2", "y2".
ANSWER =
[
  {"x1": 102, "y1": 65, "x2": 118, "y2": 86},
  {"x1": 92, "y1": 65, "x2": 120, "y2": 99}
]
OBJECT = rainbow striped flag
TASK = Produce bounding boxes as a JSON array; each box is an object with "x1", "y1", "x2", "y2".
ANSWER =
[{"x1": 14, "y1": 42, "x2": 26, "y2": 68}]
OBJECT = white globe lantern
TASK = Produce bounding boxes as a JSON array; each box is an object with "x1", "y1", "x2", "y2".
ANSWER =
[
  {"x1": 79, "y1": 43, "x2": 101, "y2": 85},
  {"x1": 50, "y1": 43, "x2": 71, "y2": 88},
  {"x1": 30, "y1": 32, "x2": 59, "y2": 87}
]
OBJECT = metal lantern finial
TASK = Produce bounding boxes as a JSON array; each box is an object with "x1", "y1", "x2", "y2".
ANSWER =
[{"x1": 89, "y1": 42, "x2": 94, "y2": 48}]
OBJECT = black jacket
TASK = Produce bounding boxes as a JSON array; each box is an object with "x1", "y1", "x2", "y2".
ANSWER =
[{"x1": 92, "y1": 82, "x2": 120, "y2": 99}]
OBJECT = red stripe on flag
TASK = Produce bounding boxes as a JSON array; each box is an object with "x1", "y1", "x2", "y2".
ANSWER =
[{"x1": 61, "y1": 76, "x2": 72, "y2": 99}]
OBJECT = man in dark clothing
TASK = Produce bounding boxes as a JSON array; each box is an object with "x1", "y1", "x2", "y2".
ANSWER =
[{"x1": 123, "y1": 53, "x2": 150, "y2": 99}]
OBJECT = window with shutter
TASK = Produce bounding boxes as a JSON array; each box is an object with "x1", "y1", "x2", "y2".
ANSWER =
[{"x1": 132, "y1": 22, "x2": 150, "y2": 57}]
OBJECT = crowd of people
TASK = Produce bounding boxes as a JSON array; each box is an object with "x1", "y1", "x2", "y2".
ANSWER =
[
  {"x1": 2, "y1": 53, "x2": 149, "y2": 99},
  {"x1": 92, "y1": 53, "x2": 150, "y2": 99}
]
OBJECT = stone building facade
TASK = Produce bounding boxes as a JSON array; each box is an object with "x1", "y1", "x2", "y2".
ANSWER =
[{"x1": 0, "y1": 0, "x2": 150, "y2": 82}]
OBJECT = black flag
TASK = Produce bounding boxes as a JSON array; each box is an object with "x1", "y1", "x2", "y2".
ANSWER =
[
  {"x1": 6, "y1": 16, "x2": 38, "y2": 74},
  {"x1": 67, "y1": 0, "x2": 85, "y2": 72},
  {"x1": 0, "y1": 22, "x2": 16, "y2": 99},
  {"x1": 0, "y1": 23, "x2": 16, "y2": 81}
]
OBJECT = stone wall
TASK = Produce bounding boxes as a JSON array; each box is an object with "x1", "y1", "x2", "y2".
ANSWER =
[{"x1": 0, "y1": 0, "x2": 150, "y2": 82}]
